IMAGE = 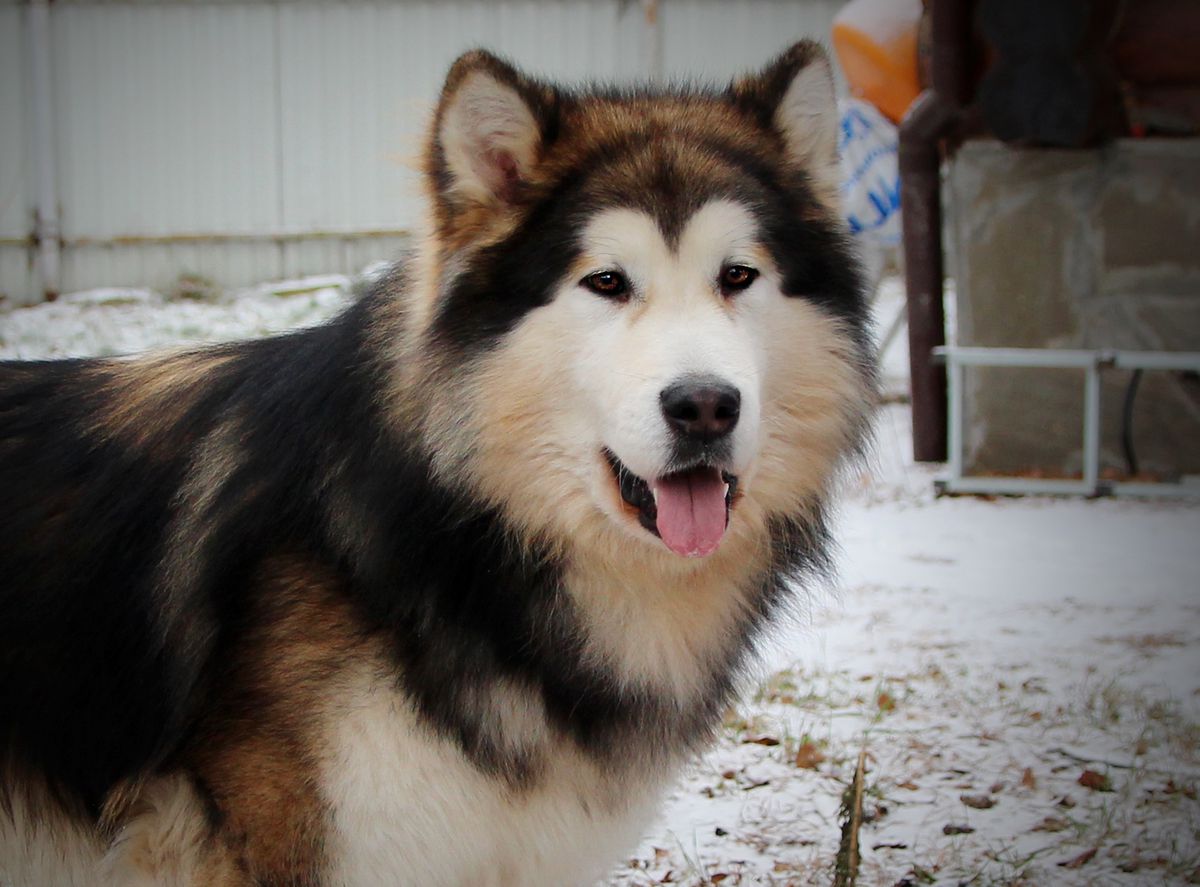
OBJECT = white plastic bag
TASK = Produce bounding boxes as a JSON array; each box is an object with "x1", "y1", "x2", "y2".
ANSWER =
[{"x1": 838, "y1": 98, "x2": 902, "y2": 249}]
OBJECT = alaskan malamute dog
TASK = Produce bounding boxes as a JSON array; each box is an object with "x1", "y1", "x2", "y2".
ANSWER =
[{"x1": 1, "y1": 42, "x2": 874, "y2": 885}]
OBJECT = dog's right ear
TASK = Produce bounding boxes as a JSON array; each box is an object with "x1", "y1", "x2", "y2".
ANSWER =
[{"x1": 427, "y1": 50, "x2": 558, "y2": 215}]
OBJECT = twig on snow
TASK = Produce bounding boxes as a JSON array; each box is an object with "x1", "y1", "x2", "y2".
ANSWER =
[{"x1": 834, "y1": 746, "x2": 867, "y2": 887}]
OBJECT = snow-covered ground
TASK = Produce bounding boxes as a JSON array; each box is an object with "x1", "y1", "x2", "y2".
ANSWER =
[
  {"x1": 622, "y1": 405, "x2": 1199, "y2": 885},
  {"x1": 0, "y1": 275, "x2": 355, "y2": 360},
  {"x1": 2, "y1": 275, "x2": 1197, "y2": 885}
]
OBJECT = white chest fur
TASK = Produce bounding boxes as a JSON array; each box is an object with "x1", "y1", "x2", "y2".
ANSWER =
[{"x1": 319, "y1": 671, "x2": 671, "y2": 887}]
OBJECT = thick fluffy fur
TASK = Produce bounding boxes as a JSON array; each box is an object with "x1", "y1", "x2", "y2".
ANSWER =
[{"x1": 0, "y1": 43, "x2": 874, "y2": 886}]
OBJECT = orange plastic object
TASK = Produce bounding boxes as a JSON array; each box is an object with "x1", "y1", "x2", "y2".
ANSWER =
[{"x1": 832, "y1": 0, "x2": 922, "y2": 123}]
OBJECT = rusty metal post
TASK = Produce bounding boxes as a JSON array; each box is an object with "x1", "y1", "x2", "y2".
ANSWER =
[
  {"x1": 900, "y1": 0, "x2": 972, "y2": 462},
  {"x1": 900, "y1": 93, "x2": 955, "y2": 462}
]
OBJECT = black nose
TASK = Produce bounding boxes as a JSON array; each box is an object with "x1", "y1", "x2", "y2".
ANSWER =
[{"x1": 660, "y1": 379, "x2": 741, "y2": 442}]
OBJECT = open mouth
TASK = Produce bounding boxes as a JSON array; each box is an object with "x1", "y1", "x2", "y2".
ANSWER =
[{"x1": 604, "y1": 450, "x2": 739, "y2": 558}]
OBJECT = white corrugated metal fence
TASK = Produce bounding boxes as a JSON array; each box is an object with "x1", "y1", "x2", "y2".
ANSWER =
[{"x1": 0, "y1": 0, "x2": 842, "y2": 304}]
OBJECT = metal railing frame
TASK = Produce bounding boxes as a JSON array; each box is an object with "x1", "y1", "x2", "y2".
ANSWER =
[{"x1": 934, "y1": 346, "x2": 1200, "y2": 498}]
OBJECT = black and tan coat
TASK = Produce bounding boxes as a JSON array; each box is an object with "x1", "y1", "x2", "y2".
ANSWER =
[{"x1": 0, "y1": 42, "x2": 874, "y2": 886}]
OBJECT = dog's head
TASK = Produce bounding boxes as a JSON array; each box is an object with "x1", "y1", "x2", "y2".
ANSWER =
[{"x1": 407, "y1": 43, "x2": 875, "y2": 569}]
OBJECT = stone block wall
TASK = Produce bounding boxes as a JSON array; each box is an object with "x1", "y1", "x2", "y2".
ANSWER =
[{"x1": 946, "y1": 138, "x2": 1200, "y2": 478}]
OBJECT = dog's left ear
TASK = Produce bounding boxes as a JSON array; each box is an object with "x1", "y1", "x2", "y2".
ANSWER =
[
  {"x1": 731, "y1": 41, "x2": 840, "y2": 186},
  {"x1": 427, "y1": 50, "x2": 558, "y2": 214}
]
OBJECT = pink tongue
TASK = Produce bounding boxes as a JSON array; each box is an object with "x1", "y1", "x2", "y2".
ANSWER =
[{"x1": 651, "y1": 469, "x2": 729, "y2": 558}]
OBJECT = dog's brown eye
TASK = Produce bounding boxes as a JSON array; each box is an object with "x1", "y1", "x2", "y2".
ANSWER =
[
  {"x1": 719, "y1": 265, "x2": 758, "y2": 295},
  {"x1": 582, "y1": 271, "x2": 629, "y2": 299}
]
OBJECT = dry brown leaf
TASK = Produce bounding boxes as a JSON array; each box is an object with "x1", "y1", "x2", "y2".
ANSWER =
[
  {"x1": 743, "y1": 734, "x2": 780, "y2": 747},
  {"x1": 896, "y1": 780, "x2": 919, "y2": 791},
  {"x1": 960, "y1": 793, "x2": 996, "y2": 809},
  {"x1": 1020, "y1": 767, "x2": 1037, "y2": 789},
  {"x1": 1058, "y1": 848, "x2": 1098, "y2": 869},
  {"x1": 1078, "y1": 770, "x2": 1113, "y2": 792},
  {"x1": 795, "y1": 740, "x2": 826, "y2": 770},
  {"x1": 1031, "y1": 816, "x2": 1070, "y2": 833},
  {"x1": 943, "y1": 824, "x2": 975, "y2": 835}
]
